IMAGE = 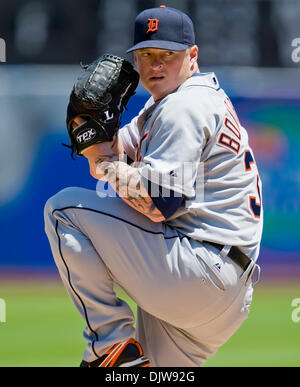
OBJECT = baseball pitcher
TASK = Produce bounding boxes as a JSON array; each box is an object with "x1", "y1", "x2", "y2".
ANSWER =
[{"x1": 44, "y1": 6, "x2": 263, "y2": 367}]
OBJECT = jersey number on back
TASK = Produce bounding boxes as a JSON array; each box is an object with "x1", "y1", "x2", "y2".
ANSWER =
[
  {"x1": 218, "y1": 98, "x2": 262, "y2": 220},
  {"x1": 244, "y1": 150, "x2": 262, "y2": 219}
]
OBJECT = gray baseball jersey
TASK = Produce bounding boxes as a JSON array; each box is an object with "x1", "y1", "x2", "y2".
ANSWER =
[
  {"x1": 44, "y1": 72, "x2": 262, "y2": 367},
  {"x1": 120, "y1": 73, "x2": 263, "y2": 261}
]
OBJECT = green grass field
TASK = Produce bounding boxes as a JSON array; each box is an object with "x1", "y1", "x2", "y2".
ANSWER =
[{"x1": 0, "y1": 278, "x2": 299, "y2": 367}]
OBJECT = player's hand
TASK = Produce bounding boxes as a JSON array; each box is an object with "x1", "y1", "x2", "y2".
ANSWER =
[
  {"x1": 73, "y1": 117, "x2": 124, "y2": 179},
  {"x1": 83, "y1": 139, "x2": 123, "y2": 180}
]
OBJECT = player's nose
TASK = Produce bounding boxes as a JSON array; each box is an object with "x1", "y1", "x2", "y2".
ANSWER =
[{"x1": 149, "y1": 56, "x2": 163, "y2": 70}]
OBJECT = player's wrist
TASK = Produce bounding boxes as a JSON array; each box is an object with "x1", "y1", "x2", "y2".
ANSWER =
[{"x1": 94, "y1": 160, "x2": 116, "y2": 180}]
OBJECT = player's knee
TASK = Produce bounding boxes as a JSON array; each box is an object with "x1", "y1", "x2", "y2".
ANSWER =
[{"x1": 44, "y1": 187, "x2": 81, "y2": 219}]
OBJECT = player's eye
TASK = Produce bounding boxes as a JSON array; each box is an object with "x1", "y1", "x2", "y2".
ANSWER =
[{"x1": 165, "y1": 51, "x2": 174, "y2": 56}]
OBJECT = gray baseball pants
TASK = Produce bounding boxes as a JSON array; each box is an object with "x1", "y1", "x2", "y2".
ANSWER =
[{"x1": 44, "y1": 186, "x2": 259, "y2": 367}]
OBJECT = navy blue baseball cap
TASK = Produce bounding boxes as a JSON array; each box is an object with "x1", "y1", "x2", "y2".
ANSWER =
[{"x1": 127, "y1": 5, "x2": 195, "y2": 53}]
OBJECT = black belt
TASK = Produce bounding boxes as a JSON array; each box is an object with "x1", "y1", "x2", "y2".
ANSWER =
[{"x1": 205, "y1": 241, "x2": 251, "y2": 272}]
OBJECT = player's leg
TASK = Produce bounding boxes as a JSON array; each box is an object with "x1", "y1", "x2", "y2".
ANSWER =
[
  {"x1": 45, "y1": 186, "x2": 258, "y2": 366},
  {"x1": 45, "y1": 188, "x2": 238, "y2": 328},
  {"x1": 136, "y1": 307, "x2": 209, "y2": 367},
  {"x1": 136, "y1": 262, "x2": 258, "y2": 366},
  {"x1": 44, "y1": 186, "x2": 178, "y2": 364},
  {"x1": 44, "y1": 189, "x2": 136, "y2": 363}
]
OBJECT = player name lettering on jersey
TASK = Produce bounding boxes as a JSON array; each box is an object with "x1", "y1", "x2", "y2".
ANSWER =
[{"x1": 217, "y1": 97, "x2": 242, "y2": 154}]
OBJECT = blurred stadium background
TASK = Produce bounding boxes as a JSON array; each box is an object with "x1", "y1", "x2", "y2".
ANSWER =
[{"x1": 0, "y1": 0, "x2": 299, "y2": 367}]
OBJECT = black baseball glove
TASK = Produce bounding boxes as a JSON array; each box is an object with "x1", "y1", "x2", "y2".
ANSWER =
[{"x1": 65, "y1": 54, "x2": 139, "y2": 157}]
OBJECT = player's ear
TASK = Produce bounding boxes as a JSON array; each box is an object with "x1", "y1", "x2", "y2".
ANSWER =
[
  {"x1": 189, "y1": 45, "x2": 198, "y2": 64},
  {"x1": 189, "y1": 45, "x2": 199, "y2": 72}
]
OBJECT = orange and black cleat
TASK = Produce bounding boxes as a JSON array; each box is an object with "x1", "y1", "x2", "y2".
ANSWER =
[{"x1": 80, "y1": 338, "x2": 150, "y2": 367}]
